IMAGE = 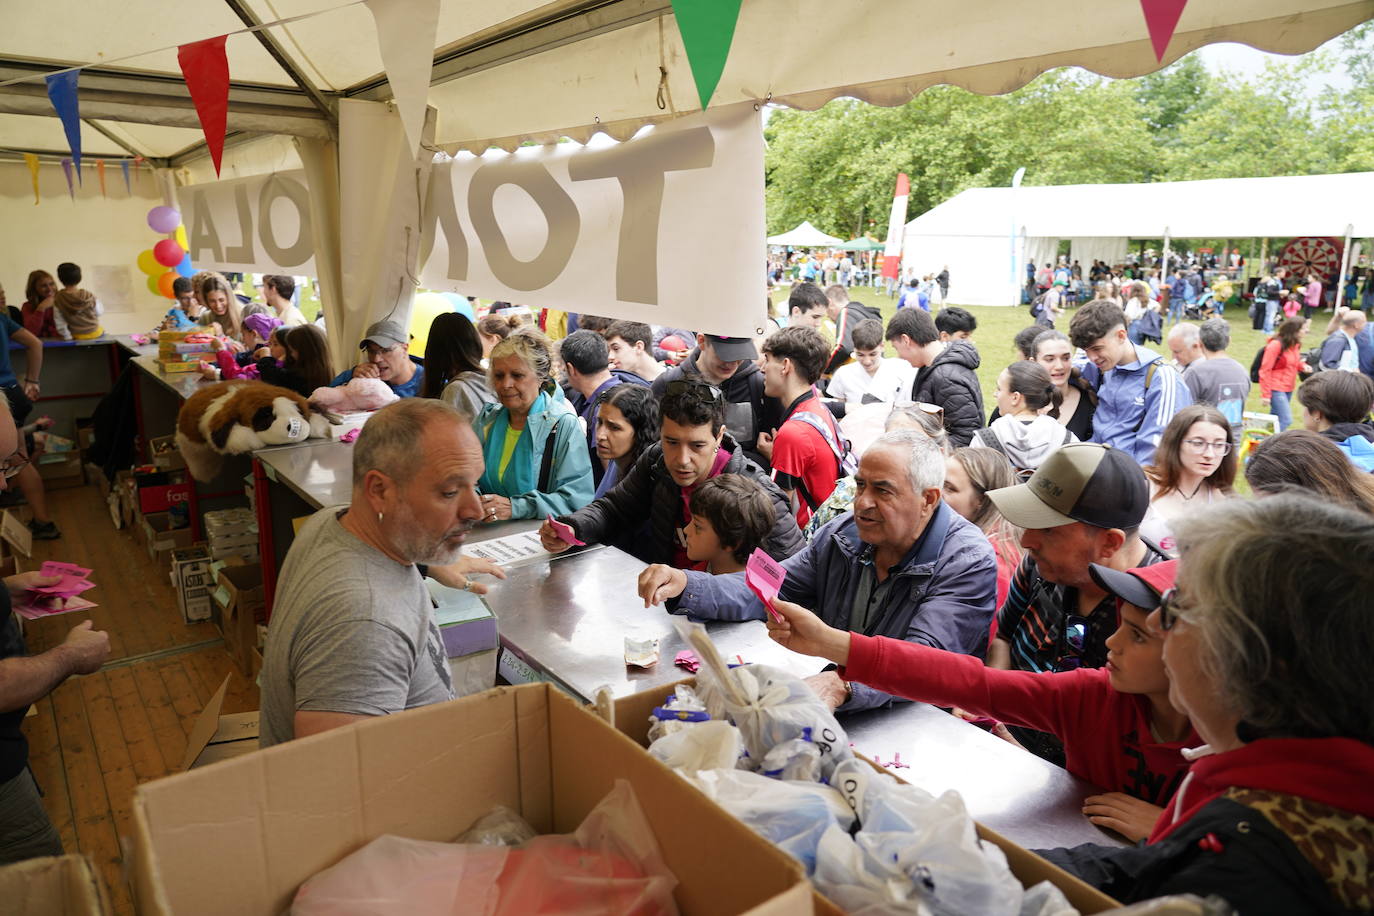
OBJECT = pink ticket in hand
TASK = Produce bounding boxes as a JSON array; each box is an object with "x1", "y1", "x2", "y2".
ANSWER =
[
  {"x1": 745, "y1": 548, "x2": 786, "y2": 624},
  {"x1": 546, "y1": 514, "x2": 585, "y2": 546}
]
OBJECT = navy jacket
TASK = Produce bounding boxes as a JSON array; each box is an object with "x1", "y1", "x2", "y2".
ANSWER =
[
  {"x1": 1317, "y1": 326, "x2": 1374, "y2": 377},
  {"x1": 673, "y1": 503, "x2": 997, "y2": 712}
]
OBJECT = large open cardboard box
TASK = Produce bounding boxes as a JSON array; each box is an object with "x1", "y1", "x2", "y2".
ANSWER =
[
  {"x1": 612, "y1": 681, "x2": 1123, "y2": 915},
  {"x1": 0, "y1": 854, "x2": 111, "y2": 915},
  {"x1": 131, "y1": 684, "x2": 812, "y2": 916}
]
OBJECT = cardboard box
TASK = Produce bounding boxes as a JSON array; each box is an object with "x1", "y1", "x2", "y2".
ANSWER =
[
  {"x1": 134, "y1": 469, "x2": 190, "y2": 516},
  {"x1": 1, "y1": 510, "x2": 31, "y2": 558},
  {"x1": 76, "y1": 417, "x2": 96, "y2": 454},
  {"x1": 149, "y1": 435, "x2": 186, "y2": 471},
  {"x1": 181, "y1": 675, "x2": 260, "y2": 770},
  {"x1": 171, "y1": 546, "x2": 213, "y2": 623},
  {"x1": 612, "y1": 683, "x2": 1121, "y2": 916},
  {"x1": 131, "y1": 684, "x2": 812, "y2": 916},
  {"x1": 211, "y1": 563, "x2": 264, "y2": 677},
  {"x1": 158, "y1": 360, "x2": 205, "y2": 374},
  {"x1": 37, "y1": 451, "x2": 84, "y2": 489},
  {"x1": 141, "y1": 513, "x2": 194, "y2": 564},
  {"x1": 427, "y1": 580, "x2": 499, "y2": 659},
  {"x1": 450, "y1": 647, "x2": 498, "y2": 697},
  {"x1": 0, "y1": 853, "x2": 111, "y2": 915}
]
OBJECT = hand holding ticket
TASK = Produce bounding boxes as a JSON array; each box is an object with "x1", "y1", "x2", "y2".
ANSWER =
[
  {"x1": 744, "y1": 548, "x2": 786, "y2": 624},
  {"x1": 546, "y1": 514, "x2": 585, "y2": 547}
]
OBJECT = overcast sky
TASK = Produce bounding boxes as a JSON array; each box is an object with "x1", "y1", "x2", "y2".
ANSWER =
[{"x1": 1190, "y1": 37, "x2": 1352, "y2": 95}]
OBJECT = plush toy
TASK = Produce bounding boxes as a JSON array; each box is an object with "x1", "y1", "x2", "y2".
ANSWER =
[
  {"x1": 308, "y1": 377, "x2": 400, "y2": 412},
  {"x1": 176, "y1": 380, "x2": 336, "y2": 481}
]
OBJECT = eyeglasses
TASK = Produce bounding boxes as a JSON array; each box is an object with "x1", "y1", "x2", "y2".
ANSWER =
[
  {"x1": 364, "y1": 344, "x2": 401, "y2": 359},
  {"x1": 0, "y1": 452, "x2": 30, "y2": 479},
  {"x1": 1056, "y1": 615, "x2": 1090, "y2": 671},
  {"x1": 1181, "y1": 438, "x2": 1231, "y2": 455},
  {"x1": 664, "y1": 380, "x2": 724, "y2": 405},
  {"x1": 1156, "y1": 588, "x2": 1187, "y2": 631}
]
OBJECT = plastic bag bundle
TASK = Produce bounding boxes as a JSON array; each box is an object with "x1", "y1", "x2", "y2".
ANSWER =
[
  {"x1": 292, "y1": 780, "x2": 680, "y2": 916},
  {"x1": 695, "y1": 663, "x2": 854, "y2": 781},
  {"x1": 645, "y1": 685, "x2": 711, "y2": 743},
  {"x1": 685, "y1": 768, "x2": 855, "y2": 875},
  {"x1": 455, "y1": 806, "x2": 539, "y2": 847},
  {"x1": 809, "y1": 759, "x2": 1033, "y2": 916},
  {"x1": 649, "y1": 720, "x2": 742, "y2": 772}
]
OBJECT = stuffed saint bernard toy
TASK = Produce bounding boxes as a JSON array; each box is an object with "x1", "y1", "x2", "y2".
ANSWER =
[{"x1": 176, "y1": 380, "x2": 336, "y2": 481}]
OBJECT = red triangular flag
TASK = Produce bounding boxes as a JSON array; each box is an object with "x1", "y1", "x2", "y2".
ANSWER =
[
  {"x1": 1140, "y1": 0, "x2": 1188, "y2": 62},
  {"x1": 177, "y1": 35, "x2": 230, "y2": 176}
]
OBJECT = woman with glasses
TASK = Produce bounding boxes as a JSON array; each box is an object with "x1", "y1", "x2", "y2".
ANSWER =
[
  {"x1": 473, "y1": 328, "x2": 593, "y2": 522},
  {"x1": 765, "y1": 558, "x2": 1198, "y2": 842},
  {"x1": 1040, "y1": 495, "x2": 1374, "y2": 913},
  {"x1": 1139, "y1": 405, "x2": 1236, "y2": 556}
]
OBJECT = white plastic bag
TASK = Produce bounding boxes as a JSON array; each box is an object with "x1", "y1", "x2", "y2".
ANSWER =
[
  {"x1": 648, "y1": 720, "x2": 743, "y2": 772},
  {"x1": 685, "y1": 768, "x2": 855, "y2": 875},
  {"x1": 455, "y1": 805, "x2": 539, "y2": 847},
  {"x1": 645, "y1": 685, "x2": 711, "y2": 743}
]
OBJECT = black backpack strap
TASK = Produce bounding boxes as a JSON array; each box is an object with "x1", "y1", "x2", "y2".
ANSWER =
[{"x1": 537, "y1": 417, "x2": 562, "y2": 492}]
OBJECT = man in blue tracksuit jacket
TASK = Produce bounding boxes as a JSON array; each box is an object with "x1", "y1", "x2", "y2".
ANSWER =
[{"x1": 1071, "y1": 301, "x2": 1191, "y2": 465}]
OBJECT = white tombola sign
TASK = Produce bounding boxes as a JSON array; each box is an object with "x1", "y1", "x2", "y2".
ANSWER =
[{"x1": 177, "y1": 105, "x2": 765, "y2": 338}]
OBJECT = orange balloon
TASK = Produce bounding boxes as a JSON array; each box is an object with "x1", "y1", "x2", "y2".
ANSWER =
[{"x1": 156, "y1": 271, "x2": 178, "y2": 299}]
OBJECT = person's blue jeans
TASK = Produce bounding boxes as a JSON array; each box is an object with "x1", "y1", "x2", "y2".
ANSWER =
[
  {"x1": 1263, "y1": 299, "x2": 1279, "y2": 334},
  {"x1": 1270, "y1": 389, "x2": 1293, "y2": 430}
]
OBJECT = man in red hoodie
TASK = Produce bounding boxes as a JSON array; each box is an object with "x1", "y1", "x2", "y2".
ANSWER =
[{"x1": 1036, "y1": 494, "x2": 1374, "y2": 914}]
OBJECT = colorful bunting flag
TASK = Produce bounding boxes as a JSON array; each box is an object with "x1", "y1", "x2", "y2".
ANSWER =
[
  {"x1": 364, "y1": 0, "x2": 441, "y2": 155},
  {"x1": 44, "y1": 70, "x2": 82, "y2": 181},
  {"x1": 1140, "y1": 0, "x2": 1189, "y2": 62},
  {"x1": 22, "y1": 154, "x2": 39, "y2": 205},
  {"x1": 177, "y1": 35, "x2": 230, "y2": 176},
  {"x1": 120, "y1": 159, "x2": 131, "y2": 194},
  {"x1": 60, "y1": 158, "x2": 75, "y2": 199},
  {"x1": 671, "y1": 0, "x2": 744, "y2": 111},
  {"x1": 97, "y1": 160, "x2": 107, "y2": 198}
]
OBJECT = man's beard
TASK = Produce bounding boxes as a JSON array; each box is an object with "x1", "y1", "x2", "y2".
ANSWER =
[{"x1": 385, "y1": 500, "x2": 470, "y2": 566}]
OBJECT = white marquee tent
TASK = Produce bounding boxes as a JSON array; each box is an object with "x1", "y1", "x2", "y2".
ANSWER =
[
  {"x1": 901, "y1": 172, "x2": 1374, "y2": 307},
  {"x1": 767, "y1": 221, "x2": 844, "y2": 247},
  {"x1": 0, "y1": 0, "x2": 1369, "y2": 352}
]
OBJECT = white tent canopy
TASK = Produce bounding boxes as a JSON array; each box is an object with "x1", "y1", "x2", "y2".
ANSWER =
[
  {"x1": 768, "y1": 221, "x2": 844, "y2": 247},
  {"x1": 901, "y1": 172, "x2": 1374, "y2": 306}
]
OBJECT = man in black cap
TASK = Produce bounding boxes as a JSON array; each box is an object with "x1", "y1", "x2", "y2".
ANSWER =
[
  {"x1": 984, "y1": 442, "x2": 1168, "y2": 764},
  {"x1": 651, "y1": 333, "x2": 782, "y2": 470},
  {"x1": 330, "y1": 319, "x2": 425, "y2": 398}
]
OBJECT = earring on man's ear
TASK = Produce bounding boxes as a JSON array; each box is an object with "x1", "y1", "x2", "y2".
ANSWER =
[{"x1": 378, "y1": 512, "x2": 384, "y2": 524}]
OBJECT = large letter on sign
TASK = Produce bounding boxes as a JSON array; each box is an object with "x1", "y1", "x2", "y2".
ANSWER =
[
  {"x1": 257, "y1": 175, "x2": 314, "y2": 267},
  {"x1": 468, "y1": 162, "x2": 578, "y2": 291},
  {"x1": 569, "y1": 126, "x2": 714, "y2": 305},
  {"x1": 188, "y1": 190, "x2": 224, "y2": 263}
]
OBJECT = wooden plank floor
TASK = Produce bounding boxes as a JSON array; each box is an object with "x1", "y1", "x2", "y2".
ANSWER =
[{"x1": 18, "y1": 476, "x2": 259, "y2": 915}]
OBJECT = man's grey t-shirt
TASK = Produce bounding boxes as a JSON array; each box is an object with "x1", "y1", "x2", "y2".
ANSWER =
[
  {"x1": 1183, "y1": 357, "x2": 1251, "y2": 438},
  {"x1": 260, "y1": 508, "x2": 454, "y2": 747}
]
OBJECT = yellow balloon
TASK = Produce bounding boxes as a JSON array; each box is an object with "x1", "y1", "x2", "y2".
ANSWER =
[
  {"x1": 146, "y1": 275, "x2": 163, "y2": 296},
  {"x1": 175, "y1": 225, "x2": 189, "y2": 250},
  {"x1": 408, "y1": 292, "x2": 453, "y2": 355},
  {"x1": 137, "y1": 249, "x2": 162, "y2": 276}
]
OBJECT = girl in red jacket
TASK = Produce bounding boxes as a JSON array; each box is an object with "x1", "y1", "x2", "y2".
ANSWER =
[
  {"x1": 767, "y1": 560, "x2": 1197, "y2": 842},
  {"x1": 1257, "y1": 315, "x2": 1309, "y2": 430}
]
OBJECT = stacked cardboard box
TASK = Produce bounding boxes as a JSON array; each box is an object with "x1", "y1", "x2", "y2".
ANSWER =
[
  {"x1": 170, "y1": 546, "x2": 213, "y2": 623},
  {"x1": 210, "y1": 561, "x2": 265, "y2": 676},
  {"x1": 427, "y1": 579, "x2": 500, "y2": 695},
  {"x1": 0, "y1": 854, "x2": 111, "y2": 915},
  {"x1": 202, "y1": 508, "x2": 258, "y2": 562},
  {"x1": 157, "y1": 329, "x2": 216, "y2": 373}
]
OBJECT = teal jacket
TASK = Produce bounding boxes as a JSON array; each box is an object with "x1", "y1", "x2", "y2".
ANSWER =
[{"x1": 474, "y1": 388, "x2": 594, "y2": 519}]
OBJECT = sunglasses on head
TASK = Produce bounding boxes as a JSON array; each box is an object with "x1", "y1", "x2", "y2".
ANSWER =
[{"x1": 665, "y1": 380, "x2": 724, "y2": 405}]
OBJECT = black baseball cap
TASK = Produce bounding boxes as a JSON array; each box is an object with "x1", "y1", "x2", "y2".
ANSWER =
[
  {"x1": 703, "y1": 335, "x2": 758, "y2": 362},
  {"x1": 987, "y1": 443, "x2": 1149, "y2": 530},
  {"x1": 1089, "y1": 559, "x2": 1178, "y2": 611}
]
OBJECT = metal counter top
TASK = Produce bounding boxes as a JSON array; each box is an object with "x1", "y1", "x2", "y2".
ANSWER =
[
  {"x1": 256, "y1": 439, "x2": 354, "y2": 510},
  {"x1": 131, "y1": 354, "x2": 210, "y2": 401},
  {"x1": 843, "y1": 702, "x2": 1127, "y2": 850},
  {"x1": 481, "y1": 543, "x2": 818, "y2": 703}
]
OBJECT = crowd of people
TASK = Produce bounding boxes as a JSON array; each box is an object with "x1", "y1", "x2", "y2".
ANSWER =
[{"x1": 3, "y1": 262, "x2": 1371, "y2": 912}]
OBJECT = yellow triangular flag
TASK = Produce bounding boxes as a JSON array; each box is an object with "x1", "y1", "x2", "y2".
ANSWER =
[{"x1": 23, "y1": 154, "x2": 39, "y2": 204}]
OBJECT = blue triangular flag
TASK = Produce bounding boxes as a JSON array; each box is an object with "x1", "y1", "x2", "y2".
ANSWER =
[
  {"x1": 120, "y1": 159, "x2": 131, "y2": 194},
  {"x1": 45, "y1": 71, "x2": 82, "y2": 183}
]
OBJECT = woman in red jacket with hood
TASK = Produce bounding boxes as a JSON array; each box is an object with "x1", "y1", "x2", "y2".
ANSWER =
[{"x1": 1036, "y1": 493, "x2": 1374, "y2": 914}]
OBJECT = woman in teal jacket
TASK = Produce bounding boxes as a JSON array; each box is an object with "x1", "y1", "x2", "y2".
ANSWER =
[{"x1": 474, "y1": 328, "x2": 594, "y2": 521}]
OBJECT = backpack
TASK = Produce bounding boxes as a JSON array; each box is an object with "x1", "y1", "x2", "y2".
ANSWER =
[
  {"x1": 1030, "y1": 291, "x2": 1050, "y2": 318},
  {"x1": 784, "y1": 409, "x2": 857, "y2": 509},
  {"x1": 1248, "y1": 340, "x2": 1271, "y2": 383}
]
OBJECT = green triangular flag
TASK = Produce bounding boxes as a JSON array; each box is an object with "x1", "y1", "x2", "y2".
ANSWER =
[{"x1": 672, "y1": 0, "x2": 744, "y2": 111}]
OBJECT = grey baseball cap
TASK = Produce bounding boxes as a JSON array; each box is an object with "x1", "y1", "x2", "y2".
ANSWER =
[
  {"x1": 703, "y1": 335, "x2": 758, "y2": 362},
  {"x1": 359, "y1": 319, "x2": 409, "y2": 350},
  {"x1": 987, "y1": 443, "x2": 1148, "y2": 530}
]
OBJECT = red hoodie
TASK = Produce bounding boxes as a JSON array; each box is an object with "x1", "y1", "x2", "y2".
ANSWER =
[
  {"x1": 1149, "y1": 737, "x2": 1374, "y2": 844},
  {"x1": 843, "y1": 633, "x2": 1199, "y2": 805}
]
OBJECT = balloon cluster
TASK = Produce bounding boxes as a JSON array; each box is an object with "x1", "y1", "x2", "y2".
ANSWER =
[{"x1": 136, "y1": 206, "x2": 194, "y2": 299}]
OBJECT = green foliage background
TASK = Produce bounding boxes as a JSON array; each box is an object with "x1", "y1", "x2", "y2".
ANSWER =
[{"x1": 764, "y1": 26, "x2": 1374, "y2": 237}]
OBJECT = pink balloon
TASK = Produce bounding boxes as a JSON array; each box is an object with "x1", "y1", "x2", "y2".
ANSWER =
[
  {"x1": 154, "y1": 238, "x2": 184, "y2": 267},
  {"x1": 147, "y1": 206, "x2": 181, "y2": 234}
]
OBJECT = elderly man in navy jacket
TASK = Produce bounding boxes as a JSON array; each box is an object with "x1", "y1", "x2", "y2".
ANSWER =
[{"x1": 638, "y1": 429, "x2": 997, "y2": 712}]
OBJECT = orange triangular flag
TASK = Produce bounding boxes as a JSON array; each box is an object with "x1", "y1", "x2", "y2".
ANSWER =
[{"x1": 97, "y1": 160, "x2": 107, "y2": 198}]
